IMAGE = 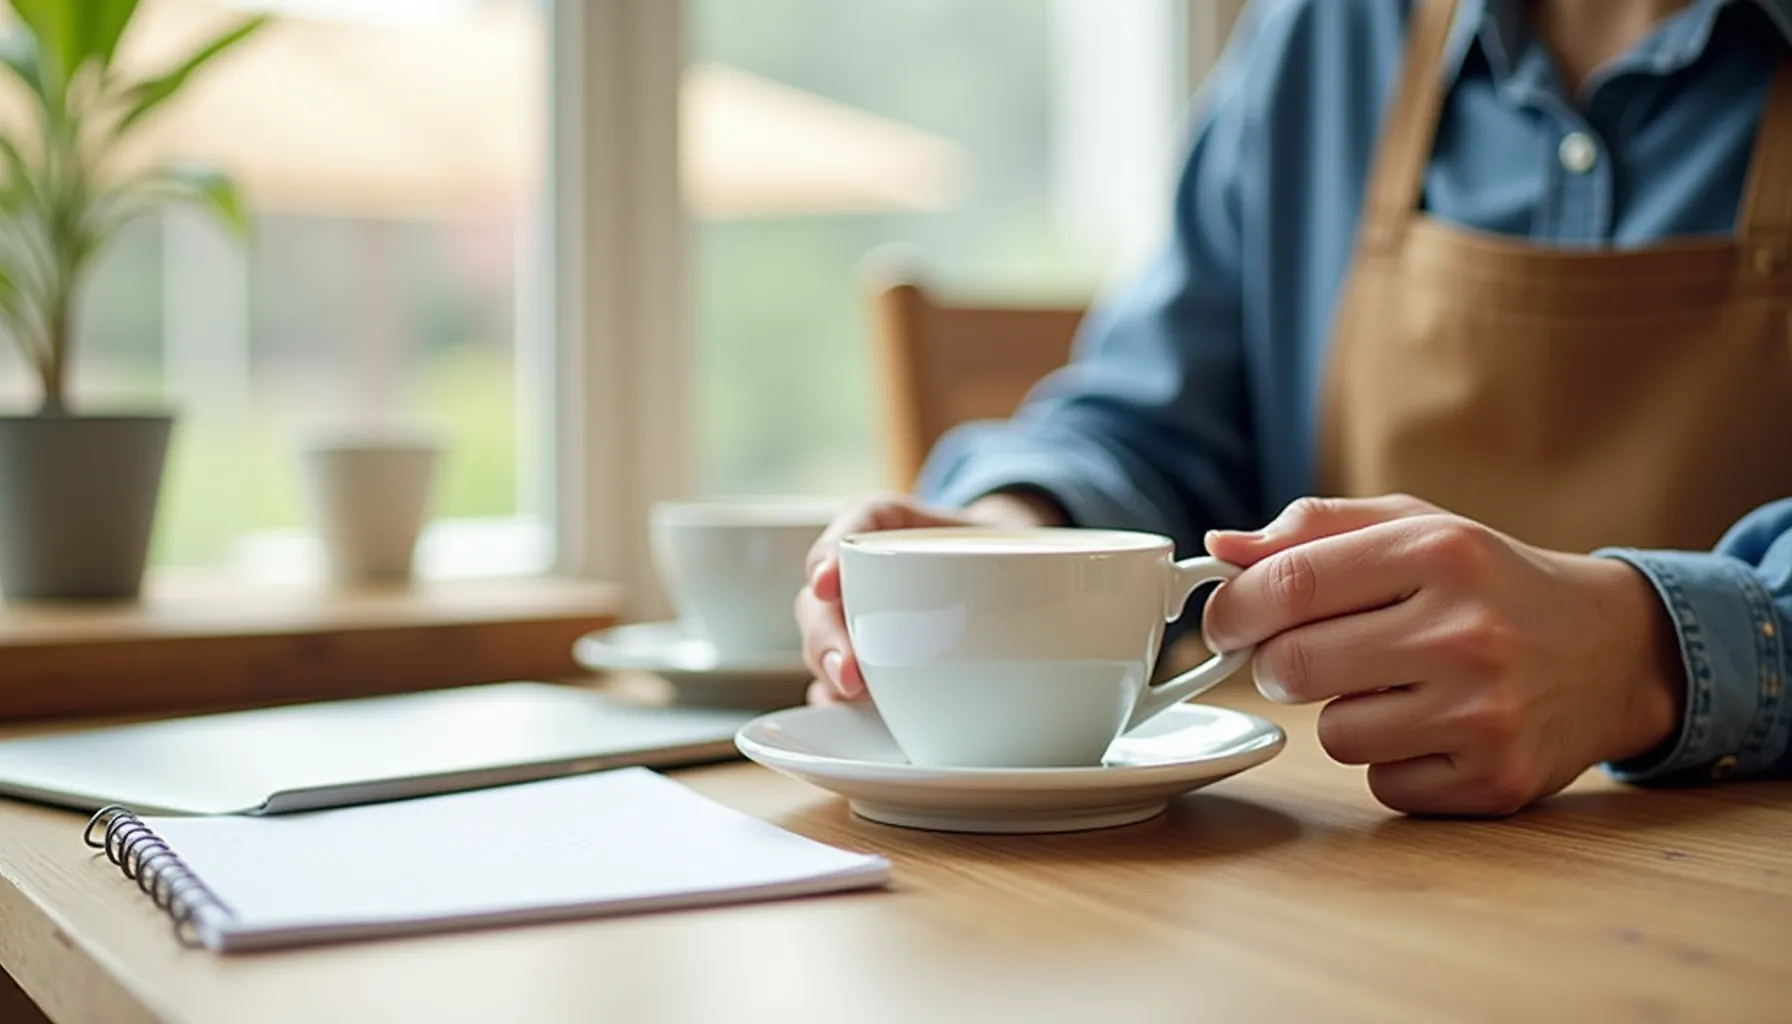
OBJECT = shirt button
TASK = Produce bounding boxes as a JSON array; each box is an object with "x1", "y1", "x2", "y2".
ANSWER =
[
  {"x1": 1559, "y1": 132, "x2": 1598, "y2": 174},
  {"x1": 1710, "y1": 755, "x2": 1740, "y2": 780}
]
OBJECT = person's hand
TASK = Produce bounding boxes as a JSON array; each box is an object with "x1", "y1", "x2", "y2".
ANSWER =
[
  {"x1": 797, "y1": 490, "x2": 1067, "y2": 705},
  {"x1": 1202, "y1": 495, "x2": 1686, "y2": 817}
]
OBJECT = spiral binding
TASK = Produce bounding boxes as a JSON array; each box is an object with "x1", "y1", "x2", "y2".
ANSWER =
[{"x1": 84, "y1": 807, "x2": 231, "y2": 949}]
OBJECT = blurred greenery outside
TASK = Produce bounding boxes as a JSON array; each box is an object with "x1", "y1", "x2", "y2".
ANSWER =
[
  {"x1": 0, "y1": 0, "x2": 1162, "y2": 569},
  {"x1": 693, "y1": 0, "x2": 1138, "y2": 498}
]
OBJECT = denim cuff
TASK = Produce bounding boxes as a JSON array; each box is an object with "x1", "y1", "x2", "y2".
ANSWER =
[{"x1": 1594, "y1": 548, "x2": 1789, "y2": 784}]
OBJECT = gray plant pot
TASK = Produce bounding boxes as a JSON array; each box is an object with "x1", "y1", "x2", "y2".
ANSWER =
[{"x1": 0, "y1": 413, "x2": 174, "y2": 601}]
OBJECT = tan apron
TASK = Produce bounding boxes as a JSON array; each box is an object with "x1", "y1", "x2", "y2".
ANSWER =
[{"x1": 1320, "y1": 0, "x2": 1792, "y2": 553}]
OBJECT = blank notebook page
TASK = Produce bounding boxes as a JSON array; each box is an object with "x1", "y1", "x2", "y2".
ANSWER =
[{"x1": 140, "y1": 768, "x2": 890, "y2": 952}]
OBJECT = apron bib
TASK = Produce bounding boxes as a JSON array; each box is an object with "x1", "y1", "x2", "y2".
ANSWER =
[{"x1": 1320, "y1": 0, "x2": 1792, "y2": 553}]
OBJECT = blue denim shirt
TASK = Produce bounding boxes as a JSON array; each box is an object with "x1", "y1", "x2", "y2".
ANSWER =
[{"x1": 918, "y1": 0, "x2": 1792, "y2": 784}]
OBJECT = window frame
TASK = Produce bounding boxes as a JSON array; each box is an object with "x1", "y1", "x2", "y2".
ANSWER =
[{"x1": 547, "y1": 0, "x2": 688, "y2": 621}]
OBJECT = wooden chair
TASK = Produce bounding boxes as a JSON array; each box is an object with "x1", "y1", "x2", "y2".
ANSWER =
[
  {"x1": 864, "y1": 265, "x2": 1216, "y2": 676},
  {"x1": 867, "y1": 269, "x2": 1086, "y2": 489}
]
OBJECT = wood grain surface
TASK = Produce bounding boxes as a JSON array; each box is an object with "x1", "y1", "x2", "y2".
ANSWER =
[
  {"x1": 0, "y1": 679, "x2": 1787, "y2": 1024},
  {"x1": 0, "y1": 575, "x2": 621, "y2": 720}
]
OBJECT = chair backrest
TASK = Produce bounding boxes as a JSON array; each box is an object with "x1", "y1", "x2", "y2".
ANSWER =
[{"x1": 868, "y1": 274, "x2": 1085, "y2": 489}]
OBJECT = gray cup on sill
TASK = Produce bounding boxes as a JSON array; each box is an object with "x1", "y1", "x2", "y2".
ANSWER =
[{"x1": 300, "y1": 432, "x2": 442, "y2": 586}]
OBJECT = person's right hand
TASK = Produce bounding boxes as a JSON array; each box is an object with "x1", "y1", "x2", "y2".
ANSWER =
[{"x1": 796, "y1": 491, "x2": 1068, "y2": 704}]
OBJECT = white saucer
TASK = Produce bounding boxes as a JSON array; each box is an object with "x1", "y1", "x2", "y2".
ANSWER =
[
  {"x1": 572, "y1": 622, "x2": 812, "y2": 710},
  {"x1": 735, "y1": 701, "x2": 1285, "y2": 833}
]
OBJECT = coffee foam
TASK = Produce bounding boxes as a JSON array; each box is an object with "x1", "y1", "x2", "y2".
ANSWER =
[{"x1": 844, "y1": 528, "x2": 1166, "y2": 555}]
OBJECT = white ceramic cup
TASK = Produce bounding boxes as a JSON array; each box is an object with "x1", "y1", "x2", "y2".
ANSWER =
[
  {"x1": 300, "y1": 434, "x2": 441, "y2": 586},
  {"x1": 839, "y1": 527, "x2": 1253, "y2": 768},
  {"x1": 650, "y1": 499, "x2": 838, "y2": 657}
]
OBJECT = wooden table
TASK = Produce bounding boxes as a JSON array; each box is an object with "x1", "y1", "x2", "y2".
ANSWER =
[
  {"x1": 0, "y1": 575, "x2": 621, "y2": 720},
  {"x1": 2, "y1": 681, "x2": 1788, "y2": 1024}
]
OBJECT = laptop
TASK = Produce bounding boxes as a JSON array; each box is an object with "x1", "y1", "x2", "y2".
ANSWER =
[{"x1": 0, "y1": 682, "x2": 756, "y2": 815}]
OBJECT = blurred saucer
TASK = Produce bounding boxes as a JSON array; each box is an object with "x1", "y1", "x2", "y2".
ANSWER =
[
  {"x1": 735, "y1": 701, "x2": 1285, "y2": 833},
  {"x1": 573, "y1": 621, "x2": 812, "y2": 710}
]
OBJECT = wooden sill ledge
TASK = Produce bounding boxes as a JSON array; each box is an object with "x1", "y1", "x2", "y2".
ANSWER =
[{"x1": 0, "y1": 574, "x2": 623, "y2": 721}]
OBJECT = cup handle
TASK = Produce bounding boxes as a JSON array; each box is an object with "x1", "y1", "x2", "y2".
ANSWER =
[{"x1": 1125, "y1": 556, "x2": 1252, "y2": 732}]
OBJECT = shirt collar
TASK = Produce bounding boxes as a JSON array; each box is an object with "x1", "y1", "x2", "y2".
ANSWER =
[{"x1": 1440, "y1": 0, "x2": 1792, "y2": 88}]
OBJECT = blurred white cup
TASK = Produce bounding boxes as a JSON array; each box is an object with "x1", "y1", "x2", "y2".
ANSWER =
[
  {"x1": 300, "y1": 431, "x2": 442, "y2": 586},
  {"x1": 651, "y1": 498, "x2": 839, "y2": 656}
]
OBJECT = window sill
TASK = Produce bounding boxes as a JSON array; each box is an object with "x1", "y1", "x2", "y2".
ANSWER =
[{"x1": 0, "y1": 572, "x2": 623, "y2": 722}]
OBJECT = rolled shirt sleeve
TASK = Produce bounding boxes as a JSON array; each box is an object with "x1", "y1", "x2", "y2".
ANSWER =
[{"x1": 1597, "y1": 498, "x2": 1792, "y2": 783}]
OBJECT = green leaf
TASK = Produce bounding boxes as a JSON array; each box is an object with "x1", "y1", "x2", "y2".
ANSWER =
[
  {"x1": 0, "y1": 256, "x2": 19, "y2": 308},
  {"x1": 0, "y1": 133, "x2": 32, "y2": 210},
  {"x1": 86, "y1": 0, "x2": 143, "y2": 71},
  {"x1": 6, "y1": 0, "x2": 78, "y2": 92},
  {"x1": 112, "y1": 15, "x2": 268, "y2": 139},
  {"x1": 102, "y1": 166, "x2": 251, "y2": 242},
  {"x1": 0, "y1": 268, "x2": 27, "y2": 336},
  {"x1": 0, "y1": 257, "x2": 45, "y2": 373},
  {"x1": 164, "y1": 166, "x2": 250, "y2": 239}
]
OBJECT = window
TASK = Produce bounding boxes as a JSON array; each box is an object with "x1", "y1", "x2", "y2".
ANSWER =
[
  {"x1": 0, "y1": 0, "x2": 1225, "y2": 605},
  {"x1": 687, "y1": 0, "x2": 1189, "y2": 499},
  {"x1": 8, "y1": 0, "x2": 553, "y2": 582}
]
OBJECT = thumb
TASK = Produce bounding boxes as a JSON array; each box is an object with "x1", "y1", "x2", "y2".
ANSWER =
[{"x1": 1205, "y1": 494, "x2": 1441, "y2": 565}]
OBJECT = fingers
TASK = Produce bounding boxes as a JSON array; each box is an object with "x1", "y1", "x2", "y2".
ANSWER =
[
  {"x1": 1313, "y1": 686, "x2": 1462, "y2": 765},
  {"x1": 799, "y1": 496, "x2": 905, "y2": 696},
  {"x1": 1246, "y1": 602, "x2": 1441, "y2": 703},
  {"x1": 1363, "y1": 756, "x2": 1465, "y2": 815},
  {"x1": 1366, "y1": 754, "x2": 1540, "y2": 818},
  {"x1": 806, "y1": 679, "x2": 863, "y2": 706},
  {"x1": 1204, "y1": 516, "x2": 1439, "y2": 651},
  {"x1": 809, "y1": 554, "x2": 842, "y2": 603},
  {"x1": 796, "y1": 585, "x2": 863, "y2": 698},
  {"x1": 1362, "y1": 700, "x2": 1555, "y2": 817},
  {"x1": 1205, "y1": 508, "x2": 1516, "y2": 652},
  {"x1": 1205, "y1": 494, "x2": 1441, "y2": 567}
]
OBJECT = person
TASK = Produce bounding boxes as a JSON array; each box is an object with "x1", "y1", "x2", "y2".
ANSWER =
[{"x1": 794, "y1": 0, "x2": 1792, "y2": 816}]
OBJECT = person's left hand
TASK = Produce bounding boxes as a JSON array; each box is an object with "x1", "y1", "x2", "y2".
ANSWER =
[{"x1": 1202, "y1": 495, "x2": 1687, "y2": 817}]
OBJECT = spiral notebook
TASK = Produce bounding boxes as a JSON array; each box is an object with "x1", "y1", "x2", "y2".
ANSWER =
[{"x1": 85, "y1": 768, "x2": 890, "y2": 953}]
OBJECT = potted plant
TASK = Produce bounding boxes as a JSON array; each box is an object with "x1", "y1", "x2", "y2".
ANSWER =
[{"x1": 0, "y1": 1, "x2": 266, "y2": 599}]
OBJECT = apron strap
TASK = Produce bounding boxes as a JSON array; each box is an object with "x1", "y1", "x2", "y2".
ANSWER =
[
  {"x1": 1359, "y1": 0, "x2": 1459, "y2": 252},
  {"x1": 1737, "y1": 59, "x2": 1792, "y2": 255}
]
